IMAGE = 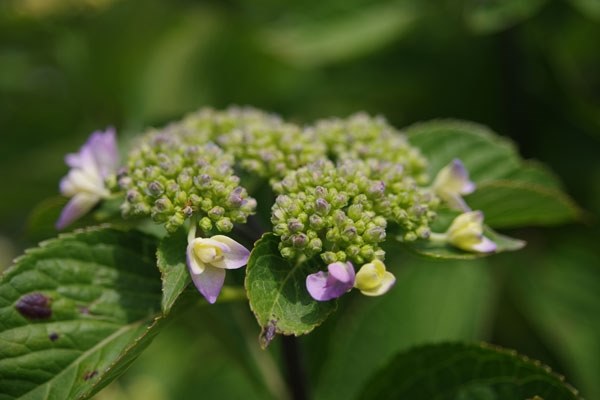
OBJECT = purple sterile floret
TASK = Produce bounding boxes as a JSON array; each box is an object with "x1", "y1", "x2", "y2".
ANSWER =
[
  {"x1": 306, "y1": 261, "x2": 356, "y2": 301},
  {"x1": 56, "y1": 128, "x2": 119, "y2": 230}
]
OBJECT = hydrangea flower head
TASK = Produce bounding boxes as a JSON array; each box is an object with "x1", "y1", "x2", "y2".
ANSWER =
[
  {"x1": 119, "y1": 129, "x2": 256, "y2": 233},
  {"x1": 187, "y1": 235, "x2": 250, "y2": 303},
  {"x1": 306, "y1": 261, "x2": 355, "y2": 301},
  {"x1": 354, "y1": 259, "x2": 396, "y2": 296},
  {"x1": 446, "y1": 211, "x2": 497, "y2": 253},
  {"x1": 432, "y1": 159, "x2": 476, "y2": 211},
  {"x1": 56, "y1": 128, "x2": 119, "y2": 229}
]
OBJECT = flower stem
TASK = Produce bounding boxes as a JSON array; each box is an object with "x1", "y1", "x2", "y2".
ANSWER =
[
  {"x1": 428, "y1": 232, "x2": 447, "y2": 243},
  {"x1": 282, "y1": 335, "x2": 309, "y2": 400}
]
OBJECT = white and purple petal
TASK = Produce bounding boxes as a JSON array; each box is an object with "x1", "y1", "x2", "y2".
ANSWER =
[
  {"x1": 189, "y1": 265, "x2": 226, "y2": 304},
  {"x1": 55, "y1": 193, "x2": 101, "y2": 230}
]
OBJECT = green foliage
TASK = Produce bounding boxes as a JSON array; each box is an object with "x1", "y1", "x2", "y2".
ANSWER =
[
  {"x1": 508, "y1": 231, "x2": 600, "y2": 399},
  {"x1": 156, "y1": 229, "x2": 190, "y2": 314},
  {"x1": 0, "y1": 228, "x2": 164, "y2": 400},
  {"x1": 464, "y1": 0, "x2": 548, "y2": 34},
  {"x1": 315, "y1": 255, "x2": 494, "y2": 399},
  {"x1": 245, "y1": 234, "x2": 336, "y2": 347},
  {"x1": 406, "y1": 120, "x2": 582, "y2": 228},
  {"x1": 358, "y1": 342, "x2": 580, "y2": 399}
]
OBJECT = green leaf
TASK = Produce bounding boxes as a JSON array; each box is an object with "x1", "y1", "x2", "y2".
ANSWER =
[
  {"x1": 466, "y1": 180, "x2": 582, "y2": 228},
  {"x1": 260, "y1": 1, "x2": 420, "y2": 67},
  {"x1": 315, "y1": 255, "x2": 494, "y2": 400},
  {"x1": 405, "y1": 119, "x2": 582, "y2": 228},
  {"x1": 464, "y1": 0, "x2": 548, "y2": 34},
  {"x1": 509, "y1": 231, "x2": 600, "y2": 399},
  {"x1": 358, "y1": 342, "x2": 581, "y2": 399},
  {"x1": 156, "y1": 229, "x2": 190, "y2": 314},
  {"x1": 245, "y1": 233, "x2": 336, "y2": 348},
  {"x1": 0, "y1": 228, "x2": 164, "y2": 400},
  {"x1": 504, "y1": 160, "x2": 565, "y2": 190},
  {"x1": 406, "y1": 119, "x2": 522, "y2": 183}
]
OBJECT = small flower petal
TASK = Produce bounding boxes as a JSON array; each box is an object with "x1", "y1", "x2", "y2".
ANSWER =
[
  {"x1": 306, "y1": 261, "x2": 355, "y2": 301},
  {"x1": 189, "y1": 265, "x2": 226, "y2": 304},
  {"x1": 186, "y1": 234, "x2": 251, "y2": 304},
  {"x1": 446, "y1": 211, "x2": 497, "y2": 253},
  {"x1": 57, "y1": 128, "x2": 119, "y2": 229},
  {"x1": 210, "y1": 235, "x2": 251, "y2": 269},
  {"x1": 55, "y1": 193, "x2": 101, "y2": 230},
  {"x1": 432, "y1": 159, "x2": 475, "y2": 211},
  {"x1": 354, "y1": 259, "x2": 396, "y2": 296}
]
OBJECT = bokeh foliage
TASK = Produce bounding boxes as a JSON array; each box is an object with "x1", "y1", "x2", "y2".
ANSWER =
[{"x1": 1, "y1": 0, "x2": 599, "y2": 399}]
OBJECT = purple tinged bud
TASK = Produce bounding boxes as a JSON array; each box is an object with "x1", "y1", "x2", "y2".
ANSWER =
[
  {"x1": 147, "y1": 181, "x2": 164, "y2": 197},
  {"x1": 309, "y1": 214, "x2": 325, "y2": 229},
  {"x1": 368, "y1": 181, "x2": 386, "y2": 197},
  {"x1": 216, "y1": 218, "x2": 233, "y2": 232},
  {"x1": 306, "y1": 262, "x2": 356, "y2": 301},
  {"x1": 126, "y1": 190, "x2": 140, "y2": 202},
  {"x1": 315, "y1": 198, "x2": 330, "y2": 214},
  {"x1": 364, "y1": 226, "x2": 386, "y2": 242},
  {"x1": 291, "y1": 233, "x2": 308, "y2": 248},
  {"x1": 288, "y1": 219, "x2": 304, "y2": 233},
  {"x1": 208, "y1": 206, "x2": 225, "y2": 219},
  {"x1": 155, "y1": 197, "x2": 173, "y2": 212},
  {"x1": 183, "y1": 206, "x2": 194, "y2": 217},
  {"x1": 315, "y1": 186, "x2": 328, "y2": 197}
]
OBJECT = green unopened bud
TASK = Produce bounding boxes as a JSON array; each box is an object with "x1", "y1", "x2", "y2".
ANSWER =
[
  {"x1": 216, "y1": 218, "x2": 233, "y2": 232},
  {"x1": 199, "y1": 217, "x2": 213, "y2": 232}
]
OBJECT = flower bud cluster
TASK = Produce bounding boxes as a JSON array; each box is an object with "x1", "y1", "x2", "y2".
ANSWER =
[
  {"x1": 308, "y1": 113, "x2": 430, "y2": 184},
  {"x1": 119, "y1": 130, "x2": 256, "y2": 233},
  {"x1": 271, "y1": 159, "x2": 437, "y2": 265},
  {"x1": 172, "y1": 107, "x2": 327, "y2": 181}
]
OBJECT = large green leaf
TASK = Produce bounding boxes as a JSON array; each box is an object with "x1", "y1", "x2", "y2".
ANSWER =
[
  {"x1": 0, "y1": 228, "x2": 164, "y2": 400},
  {"x1": 466, "y1": 180, "x2": 582, "y2": 228},
  {"x1": 358, "y1": 342, "x2": 580, "y2": 399},
  {"x1": 406, "y1": 119, "x2": 522, "y2": 183},
  {"x1": 156, "y1": 229, "x2": 190, "y2": 314},
  {"x1": 509, "y1": 231, "x2": 600, "y2": 399},
  {"x1": 315, "y1": 254, "x2": 494, "y2": 400},
  {"x1": 245, "y1": 233, "x2": 336, "y2": 348},
  {"x1": 405, "y1": 120, "x2": 582, "y2": 227}
]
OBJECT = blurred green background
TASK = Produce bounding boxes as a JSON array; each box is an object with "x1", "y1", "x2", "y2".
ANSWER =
[{"x1": 1, "y1": 0, "x2": 599, "y2": 399}]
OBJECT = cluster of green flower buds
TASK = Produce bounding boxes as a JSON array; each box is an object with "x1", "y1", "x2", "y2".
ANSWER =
[
  {"x1": 119, "y1": 129, "x2": 256, "y2": 233},
  {"x1": 165, "y1": 107, "x2": 327, "y2": 182},
  {"x1": 271, "y1": 158, "x2": 438, "y2": 265},
  {"x1": 309, "y1": 113, "x2": 430, "y2": 184}
]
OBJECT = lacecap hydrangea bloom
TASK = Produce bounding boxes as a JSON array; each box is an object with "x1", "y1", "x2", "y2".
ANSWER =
[{"x1": 57, "y1": 107, "x2": 497, "y2": 305}]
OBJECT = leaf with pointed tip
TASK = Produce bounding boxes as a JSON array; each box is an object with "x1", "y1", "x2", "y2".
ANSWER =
[
  {"x1": 358, "y1": 342, "x2": 581, "y2": 400},
  {"x1": 466, "y1": 180, "x2": 583, "y2": 228},
  {"x1": 245, "y1": 233, "x2": 336, "y2": 348},
  {"x1": 0, "y1": 228, "x2": 165, "y2": 400},
  {"x1": 405, "y1": 119, "x2": 582, "y2": 228},
  {"x1": 156, "y1": 229, "x2": 190, "y2": 314}
]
